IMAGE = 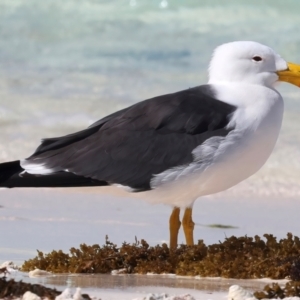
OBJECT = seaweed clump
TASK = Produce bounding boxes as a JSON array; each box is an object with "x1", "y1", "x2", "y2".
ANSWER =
[
  {"x1": 22, "y1": 233, "x2": 300, "y2": 279},
  {"x1": 0, "y1": 277, "x2": 62, "y2": 300},
  {"x1": 0, "y1": 277, "x2": 93, "y2": 300},
  {"x1": 255, "y1": 281, "x2": 300, "y2": 299},
  {"x1": 22, "y1": 237, "x2": 204, "y2": 274}
]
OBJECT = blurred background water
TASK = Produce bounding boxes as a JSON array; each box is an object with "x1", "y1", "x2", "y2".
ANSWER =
[{"x1": 0, "y1": 0, "x2": 300, "y2": 198}]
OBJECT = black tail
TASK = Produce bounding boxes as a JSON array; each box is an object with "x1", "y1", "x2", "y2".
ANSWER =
[{"x1": 0, "y1": 160, "x2": 108, "y2": 188}]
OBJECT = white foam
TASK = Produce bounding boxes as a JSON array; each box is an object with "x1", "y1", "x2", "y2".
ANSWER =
[
  {"x1": 28, "y1": 268, "x2": 51, "y2": 277},
  {"x1": 72, "y1": 288, "x2": 84, "y2": 300},
  {"x1": 23, "y1": 291, "x2": 41, "y2": 300},
  {"x1": 0, "y1": 260, "x2": 19, "y2": 270},
  {"x1": 111, "y1": 268, "x2": 127, "y2": 275},
  {"x1": 55, "y1": 288, "x2": 84, "y2": 300},
  {"x1": 133, "y1": 293, "x2": 195, "y2": 300},
  {"x1": 0, "y1": 260, "x2": 19, "y2": 275},
  {"x1": 227, "y1": 285, "x2": 300, "y2": 300},
  {"x1": 227, "y1": 285, "x2": 254, "y2": 300}
]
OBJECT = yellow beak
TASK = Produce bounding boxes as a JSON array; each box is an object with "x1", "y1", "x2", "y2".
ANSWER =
[{"x1": 277, "y1": 62, "x2": 300, "y2": 87}]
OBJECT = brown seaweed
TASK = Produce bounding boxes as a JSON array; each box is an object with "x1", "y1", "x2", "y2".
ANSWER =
[
  {"x1": 22, "y1": 233, "x2": 300, "y2": 279},
  {"x1": 0, "y1": 277, "x2": 93, "y2": 300},
  {"x1": 0, "y1": 277, "x2": 62, "y2": 300},
  {"x1": 254, "y1": 281, "x2": 300, "y2": 299}
]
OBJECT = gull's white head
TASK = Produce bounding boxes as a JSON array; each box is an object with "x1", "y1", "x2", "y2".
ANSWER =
[{"x1": 208, "y1": 41, "x2": 288, "y2": 87}]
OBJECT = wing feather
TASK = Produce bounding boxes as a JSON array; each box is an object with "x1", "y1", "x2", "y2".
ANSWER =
[{"x1": 22, "y1": 85, "x2": 236, "y2": 191}]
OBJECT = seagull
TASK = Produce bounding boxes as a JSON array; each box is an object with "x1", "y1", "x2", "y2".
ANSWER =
[{"x1": 0, "y1": 41, "x2": 300, "y2": 248}]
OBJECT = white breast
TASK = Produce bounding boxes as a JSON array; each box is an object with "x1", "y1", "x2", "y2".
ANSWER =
[
  {"x1": 142, "y1": 83, "x2": 284, "y2": 208},
  {"x1": 203, "y1": 82, "x2": 284, "y2": 192}
]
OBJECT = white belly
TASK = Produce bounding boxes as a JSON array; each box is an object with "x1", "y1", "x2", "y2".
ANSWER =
[
  {"x1": 200, "y1": 114, "x2": 282, "y2": 195},
  {"x1": 140, "y1": 84, "x2": 284, "y2": 208}
]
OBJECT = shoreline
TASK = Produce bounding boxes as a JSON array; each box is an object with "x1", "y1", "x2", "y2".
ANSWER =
[
  {"x1": 0, "y1": 271, "x2": 290, "y2": 300},
  {"x1": 2, "y1": 188, "x2": 300, "y2": 264}
]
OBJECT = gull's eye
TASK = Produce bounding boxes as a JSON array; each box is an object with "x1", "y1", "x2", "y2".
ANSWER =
[{"x1": 252, "y1": 56, "x2": 263, "y2": 62}]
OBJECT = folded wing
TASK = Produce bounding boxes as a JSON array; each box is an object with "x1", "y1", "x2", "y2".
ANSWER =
[{"x1": 21, "y1": 85, "x2": 236, "y2": 191}]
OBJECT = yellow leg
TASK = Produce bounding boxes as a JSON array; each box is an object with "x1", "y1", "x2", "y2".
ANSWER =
[
  {"x1": 182, "y1": 207, "x2": 194, "y2": 246},
  {"x1": 169, "y1": 207, "x2": 181, "y2": 249}
]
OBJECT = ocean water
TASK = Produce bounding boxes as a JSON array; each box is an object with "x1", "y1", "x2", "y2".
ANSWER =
[{"x1": 0, "y1": 0, "x2": 300, "y2": 197}]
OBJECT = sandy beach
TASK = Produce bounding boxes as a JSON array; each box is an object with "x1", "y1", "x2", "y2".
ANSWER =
[
  {"x1": 1, "y1": 270, "x2": 283, "y2": 300},
  {"x1": 1, "y1": 187, "x2": 300, "y2": 265}
]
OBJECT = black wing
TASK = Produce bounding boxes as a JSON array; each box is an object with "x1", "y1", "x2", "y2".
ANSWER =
[{"x1": 22, "y1": 85, "x2": 236, "y2": 191}]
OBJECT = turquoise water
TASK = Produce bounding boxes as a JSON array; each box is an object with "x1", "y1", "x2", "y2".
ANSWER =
[{"x1": 0, "y1": 0, "x2": 299, "y2": 197}]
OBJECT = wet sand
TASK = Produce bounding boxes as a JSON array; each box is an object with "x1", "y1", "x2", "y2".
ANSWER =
[
  {"x1": 5, "y1": 270, "x2": 287, "y2": 300},
  {"x1": 1, "y1": 187, "x2": 300, "y2": 264}
]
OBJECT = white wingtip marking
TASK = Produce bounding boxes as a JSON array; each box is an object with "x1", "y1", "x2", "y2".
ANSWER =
[{"x1": 20, "y1": 159, "x2": 57, "y2": 175}]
